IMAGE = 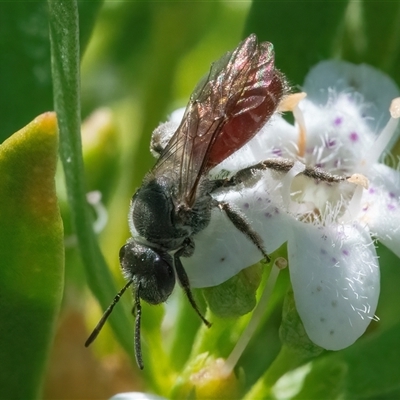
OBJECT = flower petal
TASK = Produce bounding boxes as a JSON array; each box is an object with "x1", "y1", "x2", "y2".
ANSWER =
[
  {"x1": 184, "y1": 178, "x2": 289, "y2": 288},
  {"x1": 299, "y1": 96, "x2": 376, "y2": 174},
  {"x1": 287, "y1": 220, "x2": 380, "y2": 350},
  {"x1": 303, "y1": 60, "x2": 399, "y2": 134},
  {"x1": 360, "y1": 163, "x2": 400, "y2": 258}
]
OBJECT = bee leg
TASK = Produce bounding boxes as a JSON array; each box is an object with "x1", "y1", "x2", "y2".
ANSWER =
[
  {"x1": 174, "y1": 241, "x2": 212, "y2": 328},
  {"x1": 216, "y1": 200, "x2": 270, "y2": 263},
  {"x1": 211, "y1": 158, "x2": 347, "y2": 190},
  {"x1": 258, "y1": 159, "x2": 348, "y2": 183}
]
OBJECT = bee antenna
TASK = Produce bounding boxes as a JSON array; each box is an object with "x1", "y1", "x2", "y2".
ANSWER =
[
  {"x1": 134, "y1": 284, "x2": 144, "y2": 370},
  {"x1": 85, "y1": 279, "x2": 134, "y2": 347}
]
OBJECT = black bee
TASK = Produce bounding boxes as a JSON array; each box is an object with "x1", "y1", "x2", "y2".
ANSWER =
[{"x1": 85, "y1": 34, "x2": 288, "y2": 369}]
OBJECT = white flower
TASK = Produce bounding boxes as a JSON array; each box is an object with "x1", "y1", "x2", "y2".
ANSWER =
[{"x1": 154, "y1": 61, "x2": 400, "y2": 351}]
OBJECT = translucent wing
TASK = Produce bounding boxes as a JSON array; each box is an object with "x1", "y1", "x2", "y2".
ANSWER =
[{"x1": 152, "y1": 34, "x2": 287, "y2": 207}]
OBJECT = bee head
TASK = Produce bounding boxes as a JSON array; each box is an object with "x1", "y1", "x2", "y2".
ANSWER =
[{"x1": 119, "y1": 240, "x2": 176, "y2": 305}]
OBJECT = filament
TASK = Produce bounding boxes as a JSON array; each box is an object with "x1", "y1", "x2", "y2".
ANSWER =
[{"x1": 223, "y1": 258, "x2": 288, "y2": 375}]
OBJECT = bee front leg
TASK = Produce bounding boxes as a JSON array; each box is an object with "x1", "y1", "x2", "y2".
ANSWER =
[
  {"x1": 174, "y1": 239, "x2": 211, "y2": 327},
  {"x1": 214, "y1": 200, "x2": 270, "y2": 263}
]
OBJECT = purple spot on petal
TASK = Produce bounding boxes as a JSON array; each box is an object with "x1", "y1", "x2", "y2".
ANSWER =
[
  {"x1": 331, "y1": 257, "x2": 338, "y2": 264},
  {"x1": 326, "y1": 138, "x2": 336, "y2": 148},
  {"x1": 272, "y1": 148, "x2": 282, "y2": 157},
  {"x1": 389, "y1": 192, "x2": 396, "y2": 198},
  {"x1": 274, "y1": 207, "x2": 280, "y2": 215},
  {"x1": 349, "y1": 132, "x2": 359, "y2": 142},
  {"x1": 321, "y1": 248, "x2": 327, "y2": 255},
  {"x1": 264, "y1": 212, "x2": 272, "y2": 218},
  {"x1": 368, "y1": 187, "x2": 376, "y2": 194},
  {"x1": 257, "y1": 197, "x2": 262, "y2": 202},
  {"x1": 316, "y1": 162, "x2": 325, "y2": 168},
  {"x1": 342, "y1": 249, "x2": 349, "y2": 256},
  {"x1": 243, "y1": 202, "x2": 250, "y2": 210},
  {"x1": 388, "y1": 203, "x2": 396, "y2": 211},
  {"x1": 334, "y1": 117, "x2": 342, "y2": 126}
]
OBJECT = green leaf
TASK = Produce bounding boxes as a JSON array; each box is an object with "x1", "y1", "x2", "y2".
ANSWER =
[
  {"x1": 0, "y1": 1, "x2": 102, "y2": 142},
  {"x1": 47, "y1": 0, "x2": 135, "y2": 361},
  {"x1": 77, "y1": 0, "x2": 103, "y2": 55},
  {"x1": 0, "y1": 113, "x2": 64, "y2": 399},
  {"x1": 244, "y1": 1, "x2": 349, "y2": 84},
  {"x1": 279, "y1": 291, "x2": 323, "y2": 359},
  {"x1": 273, "y1": 320, "x2": 400, "y2": 399},
  {"x1": 342, "y1": 321, "x2": 400, "y2": 398},
  {"x1": 339, "y1": 0, "x2": 400, "y2": 80},
  {"x1": 362, "y1": 1, "x2": 400, "y2": 83},
  {"x1": 0, "y1": 2, "x2": 52, "y2": 140},
  {"x1": 273, "y1": 358, "x2": 347, "y2": 400},
  {"x1": 203, "y1": 264, "x2": 263, "y2": 318},
  {"x1": 81, "y1": 108, "x2": 121, "y2": 203}
]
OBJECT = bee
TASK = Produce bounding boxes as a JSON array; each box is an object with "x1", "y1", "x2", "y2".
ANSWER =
[{"x1": 85, "y1": 34, "x2": 288, "y2": 369}]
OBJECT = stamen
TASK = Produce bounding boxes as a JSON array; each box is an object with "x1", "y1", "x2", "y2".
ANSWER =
[
  {"x1": 278, "y1": 92, "x2": 307, "y2": 157},
  {"x1": 281, "y1": 161, "x2": 306, "y2": 211},
  {"x1": 361, "y1": 97, "x2": 400, "y2": 166},
  {"x1": 278, "y1": 92, "x2": 307, "y2": 112},
  {"x1": 293, "y1": 104, "x2": 308, "y2": 158},
  {"x1": 278, "y1": 92, "x2": 308, "y2": 158},
  {"x1": 390, "y1": 97, "x2": 400, "y2": 119},
  {"x1": 339, "y1": 183, "x2": 365, "y2": 223},
  {"x1": 347, "y1": 173, "x2": 369, "y2": 189},
  {"x1": 222, "y1": 258, "x2": 287, "y2": 376}
]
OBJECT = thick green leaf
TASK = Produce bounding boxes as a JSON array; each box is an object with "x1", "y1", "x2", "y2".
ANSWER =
[
  {"x1": 0, "y1": 113, "x2": 64, "y2": 399},
  {"x1": 47, "y1": 0, "x2": 135, "y2": 360}
]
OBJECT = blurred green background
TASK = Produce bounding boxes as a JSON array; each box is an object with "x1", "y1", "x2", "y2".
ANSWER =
[{"x1": 1, "y1": 1, "x2": 400, "y2": 399}]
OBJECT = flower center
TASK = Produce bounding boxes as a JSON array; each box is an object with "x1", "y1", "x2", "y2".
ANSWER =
[{"x1": 281, "y1": 96, "x2": 400, "y2": 224}]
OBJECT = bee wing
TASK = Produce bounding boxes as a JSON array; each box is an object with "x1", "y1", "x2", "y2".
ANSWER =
[{"x1": 152, "y1": 34, "x2": 287, "y2": 207}]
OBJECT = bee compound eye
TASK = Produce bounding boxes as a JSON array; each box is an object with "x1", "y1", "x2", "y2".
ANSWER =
[{"x1": 119, "y1": 240, "x2": 176, "y2": 305}]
